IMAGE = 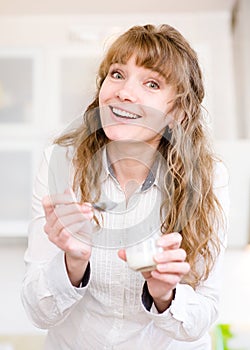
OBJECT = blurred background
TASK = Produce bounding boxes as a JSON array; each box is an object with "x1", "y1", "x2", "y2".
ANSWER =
[{"x1": 0, "y1": 0, "x2": 249, "y2": 349}]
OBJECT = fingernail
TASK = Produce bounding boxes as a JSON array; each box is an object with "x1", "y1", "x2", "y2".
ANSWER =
[
  {"x1": 86, "y1": 212, "x2": 94, "y2": 220},
  {"x1": 173, "y1": 232, "x2": 182, "y2": 240},
  {"x1": 81, "y1": 203, "x2": 92, "y2": 211},
  {"x1": 84, "y1": 202, "x2": 92, "y2": 207}
]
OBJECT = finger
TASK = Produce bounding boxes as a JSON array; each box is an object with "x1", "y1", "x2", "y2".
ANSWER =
[
  {"x1": 64, "y1": 188, "x2": 95, "y2": 213},
  {"x1": 42, "y1": 195, "x2": 55, "y2": 218},
  {"x1": 54, "y1": 202, "x2": 93, "y2": 219},
  {"x1": 48, "y1": 226, "x2": 71, "y2": 245},
  {"x1": 117, "y1": 249, "x2": 127, "y2": 261},
  {"x1": 157, "y1": 232, "x2": 182, "y2": 250},
  {"x1": 46, "y1": 188, "x2": 78, "y2": 208},
  {"x1": 43, "y1": 191, "x2": 93, "y2": 226},
  {"x1": 42, "y1": 193, "x2": 77, "y2": 220},
  {"x1": 150, "y1": 270, "x2": 182, "y2": 285},
  {"x1": 141, "y1": 271, "x2": 152, "y2": 279},
  {"x1": 50, "y1": 193, "x2": 77, "y2": 206},
  {"x1": 48, "y1": 211, "x2": 94, "y2": 238},
  {"x1": 155, "y1": 261, "x2": 190, "y2": 274},
  {"x1": 48, "y1": 227, "x2": 91, "y2": 258},
  {"x1": 154, "y1": 248, "x2": 187, "y2": 264}
]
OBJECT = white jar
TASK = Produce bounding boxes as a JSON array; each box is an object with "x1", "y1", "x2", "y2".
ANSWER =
[{"x1": 125, "y1": 237, "x2": 163, "y2": 272}]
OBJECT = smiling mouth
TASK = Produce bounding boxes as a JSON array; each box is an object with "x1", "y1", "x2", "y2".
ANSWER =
[{"x1": 110, "y1": 106, "x2": 142, "y2": 120}]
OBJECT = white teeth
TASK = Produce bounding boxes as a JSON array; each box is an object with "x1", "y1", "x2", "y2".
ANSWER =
[{"x1": 112, "y1": 107, "x2": 140, "y2": 119}]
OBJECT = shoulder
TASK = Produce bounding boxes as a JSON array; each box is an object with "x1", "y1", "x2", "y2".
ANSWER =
[
  {"x1": 213, "y1": 159, "x2": 229, "y2": 190},
  {"x1": 212, "y1": 160, "x2": 230, "y2": 223},
  {"x1": 39, "y1": 144, "x2": 75, "y2": 193},
  {"x1": 43, "y1": 143, "x2": 74, "y2": 162}
]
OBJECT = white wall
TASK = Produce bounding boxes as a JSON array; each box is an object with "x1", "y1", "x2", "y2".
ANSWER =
[
  {"x1": 0, "y1": 12, "x2": 238, "y2": 139},
  {"x1": 0, "y1": 11, "x2": 249, "y2": 340},
  {"x1": 233, "y1": 0, "x2": 250, "y2": 138},
  {"x1": 220, "y1": 248, "x2": 250, "y2": 326},
  {"x1": 215, "y1": 140, "x2": 250, "y2": 248}
]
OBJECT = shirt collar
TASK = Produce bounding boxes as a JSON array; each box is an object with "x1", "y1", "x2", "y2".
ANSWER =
[{"x1": 101, "y1": 147, "x2": 161, "y2": 192}]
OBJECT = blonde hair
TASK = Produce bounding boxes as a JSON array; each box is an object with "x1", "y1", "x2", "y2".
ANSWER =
[{"x1": 55, "y1": 24, "x2": 224, "y2": 288}]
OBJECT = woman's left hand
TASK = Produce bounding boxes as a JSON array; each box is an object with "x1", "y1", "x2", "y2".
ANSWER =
[
  {"x1": 143, "y1": 232, "x2": 190, "y2": 311},
  {"x1": 118, "y1": 232, "x2": 190, "y2": 312}
]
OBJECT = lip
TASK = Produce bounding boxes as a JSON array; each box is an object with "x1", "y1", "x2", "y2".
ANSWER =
[{"x1": 109, "y1": 105, "x2": 142, "y2": 123}]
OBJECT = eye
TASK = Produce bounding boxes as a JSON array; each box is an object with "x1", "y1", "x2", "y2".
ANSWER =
[
  {"x1": 110, "y1": 70, "x2": 124, "y2": 80},
  {"x1": 145, "y1": 80, "x2": 160, "y2": 90}
]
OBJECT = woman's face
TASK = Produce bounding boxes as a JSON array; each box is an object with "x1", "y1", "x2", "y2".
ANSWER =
[{"x1": 99, "y1": 55, "x2": 176, "y2": 148}]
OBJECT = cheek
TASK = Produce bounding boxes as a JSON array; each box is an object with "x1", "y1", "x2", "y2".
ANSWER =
[
  {"x1": 99, "y1": 79, "x2": 113, "y2": 106},
  {"x1": 98, "y1": 86, "x2": 105, "y2": 106},
  {"x1": 148, "y1": 95, "x2": 169, "y2": 115}
]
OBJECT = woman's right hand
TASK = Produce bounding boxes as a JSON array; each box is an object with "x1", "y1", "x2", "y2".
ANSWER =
[{"x1": 42, "y1": 189, "x2": 93, "y2": 286}]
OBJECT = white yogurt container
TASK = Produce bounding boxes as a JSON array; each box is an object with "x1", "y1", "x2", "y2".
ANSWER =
[{"x1": 125, "y1": 237, "x2": 163, "y2": 272}]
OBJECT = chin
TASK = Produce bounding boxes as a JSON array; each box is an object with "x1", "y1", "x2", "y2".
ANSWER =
[
  {"x1": 103, "y1": 125, "x2": 133, "y2": 141},
  {"x1": 105, "y1": 132, "x2": 134, "y2": 142}
]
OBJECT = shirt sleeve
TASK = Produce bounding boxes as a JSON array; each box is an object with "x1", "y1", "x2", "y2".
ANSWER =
[
  {"x1": 141, "y1": 161, "x2": 230, "y2": 341},
  {"x1": 21, "y1": 146, "x2": 91, "y2": 329}
]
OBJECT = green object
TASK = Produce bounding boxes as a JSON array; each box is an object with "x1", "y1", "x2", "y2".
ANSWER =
[{"x1": 214, "y1": 324, "x2": 234, "y2": 350}]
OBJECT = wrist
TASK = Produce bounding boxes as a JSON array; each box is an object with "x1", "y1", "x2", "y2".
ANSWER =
[
  {"x1": 153, "y1": 289, "x2": 175, "y2": 313},
  {"x1": 65, "y1": 253, "x2": 89, "y2": 287}
]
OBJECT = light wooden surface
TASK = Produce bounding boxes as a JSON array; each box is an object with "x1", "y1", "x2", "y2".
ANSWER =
[{"x1": 0, "y1": 335, "x2": 45, "y2": 350}]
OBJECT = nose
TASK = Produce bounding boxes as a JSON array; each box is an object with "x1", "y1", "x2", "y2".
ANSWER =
[{"x1": 115, "y1": 81, "x2": 137, "y2": 102}]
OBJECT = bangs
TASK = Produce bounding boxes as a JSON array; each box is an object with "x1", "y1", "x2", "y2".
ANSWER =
[{"x1": 100, "y1": 26, "x2": 182, "y2": 86}]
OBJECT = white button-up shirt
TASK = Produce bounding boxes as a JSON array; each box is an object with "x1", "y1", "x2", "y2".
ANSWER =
[{"x1": 21, "y1": 144, "x2": 229, "y2": 350}]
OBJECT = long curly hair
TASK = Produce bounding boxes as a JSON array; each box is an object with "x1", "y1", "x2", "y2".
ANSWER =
[{"x1": 55, "y1": 24, "x2": 224, "y2": 288}]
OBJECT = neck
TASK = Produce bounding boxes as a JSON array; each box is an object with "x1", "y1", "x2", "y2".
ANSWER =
[{"x1": 107, "y1": 141, "x2": 158, "y2": 192}]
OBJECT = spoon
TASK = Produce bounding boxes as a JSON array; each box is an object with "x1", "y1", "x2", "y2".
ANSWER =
[{"x1": 92, "y1": 200, "x2": 118, "y2": 212}]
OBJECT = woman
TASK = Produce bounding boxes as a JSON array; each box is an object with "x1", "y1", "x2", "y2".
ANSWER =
[{"x1": 21, "y1": 24, "x2": 229, "y2": 349}]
